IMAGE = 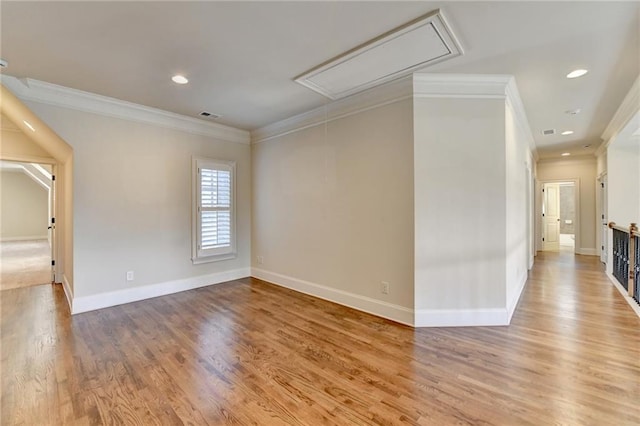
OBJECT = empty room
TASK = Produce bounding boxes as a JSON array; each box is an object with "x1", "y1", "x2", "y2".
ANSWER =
[{"x1": 1, "y1": 2, "x2": 639, "y2": 425}]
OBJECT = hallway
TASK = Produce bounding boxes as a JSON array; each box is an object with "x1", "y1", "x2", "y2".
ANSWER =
[{"x1": 1, "y1": 252, "x2": 639, "y2": 425}]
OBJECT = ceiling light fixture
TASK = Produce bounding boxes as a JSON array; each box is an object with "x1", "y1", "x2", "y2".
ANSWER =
[
  {"x1": 171, "y1": 75, "x2": 189, "y2": 84},
  {"x1": 0, "y1": 59, "x2": 8, "y2": 68},
  {"x1": 567, "y1": 69, "x2": 588, "y2": 79},
  {"x1": 565, "y1": 108, "x2": 581, "y2": 115},
  {"x1": 561, "y1": 130, "x2": 574, "y2": 135},
  {"x1": 23, "y1": 120, "x2": 35, "y2": 132},
  {"x1": 561, "y1": 152, "x2": 571, "y2": 156}
]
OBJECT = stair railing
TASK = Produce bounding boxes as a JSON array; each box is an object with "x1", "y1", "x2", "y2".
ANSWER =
[{"x1": 608, "y1": 222, "x2": 639, "y2": 304}]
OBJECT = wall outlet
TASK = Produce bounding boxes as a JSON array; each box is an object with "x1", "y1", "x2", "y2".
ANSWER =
[
  {"x1": 381, "y1": 281, "x2": 390, "y2": 294},
  {"x1": 126, "y1": 271, "x2": 134, "y2": 281},
  {"x1": 257, "y1": 255, "x2": 264, "y2": 265}
]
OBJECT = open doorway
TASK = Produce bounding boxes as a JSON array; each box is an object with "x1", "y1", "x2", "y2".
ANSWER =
[
  {"x1": 542, "y1": 181, "x2": 577, "y2": 252},
  {"x1": 0, "y1": 160, "x2": 54, "y2": 291}
]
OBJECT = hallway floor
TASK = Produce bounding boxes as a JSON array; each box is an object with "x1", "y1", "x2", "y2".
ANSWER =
[
  {"x1": 1, "y1": 251, "x2": 639, "y2": 425},
  {"x1": 0, "y1": 239, "x2": 51, "y2": 291}
]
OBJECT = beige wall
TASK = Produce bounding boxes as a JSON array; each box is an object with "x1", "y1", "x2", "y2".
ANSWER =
[
  {"x1": 1, "y1": 114, "x2": 55, "y2": 162},
  {"x1": 505, "y1": 102, "x2": 535, "y2": 308},
  {"x1": 0, "y1": 170, "x2": 49, "y2": 240},
  {"x1": 252, "y1": 99, "x2": 415, "y2": 318},
  {"x1": 414, "y1": 97, "x2": 508, "y2": 311},
  {"x1": 26, "y1": 101, "x2": 251, "y2": 299},
  {"x1": 536, "y1": 156, "x2": 597, "y2": 254}
]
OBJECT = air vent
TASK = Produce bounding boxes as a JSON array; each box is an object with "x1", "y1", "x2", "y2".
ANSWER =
[
  {"x1": 199, "y1": 111, "x2": 221, "y2": 119},
  {"x1": 542, "y1": 129, "x2": 556, "y2": 136},
  {"x1": 295, "y1": 9, "x2": 463, "y2": 100}
]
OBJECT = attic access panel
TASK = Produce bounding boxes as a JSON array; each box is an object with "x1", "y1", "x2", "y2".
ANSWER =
[{"x1": 295, "y1": 9, "x2": 463, "y2": 100}]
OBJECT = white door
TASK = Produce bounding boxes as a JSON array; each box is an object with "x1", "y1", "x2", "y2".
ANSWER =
[
  {"x1": 49, "y1": 167, "x2": 56, "y2": 283},
  {"x1": 543, "y1": 183, "x2": 560, "y2": 251},
  {"x1": 599, "y1": 175, "x2": 607, "y2": 263}
]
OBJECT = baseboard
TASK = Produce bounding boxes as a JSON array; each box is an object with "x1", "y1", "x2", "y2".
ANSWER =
[
  {"x1": 577, "y1": 247, "x2": 598, "y2": 256},
  {"x1": 507, "y1": 271, "x2": 528, "y2": 323},
  {"x1": 62, "y1": 274, "x2": 73, "y2": 313},
  {"x1": 251, "y1": 267, "x2": 414, "y2": 326},
  {"x1": 606, "y1": 271, "x2": 640, "y2": 318},
  {"x1": 0, "y1": 236, "x2": 48, "y2": 242},
  {"x1": 414, "y1": 307, "x2": 510, "y2": 327},
  {"x1": 72, "y1": 267, "x2": 251, "y2": 314}
]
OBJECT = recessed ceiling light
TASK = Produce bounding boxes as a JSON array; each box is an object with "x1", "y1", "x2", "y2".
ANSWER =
[
  {"x1": 567, "y1": 69, "x2": 588, "y2": 79},
  {"x1": 171, "y1": 75, "x2": 189, "y2": 84},
  {"x1": 561, "y1": 130, "x2": 574, "y2": 135},
  {"x1": 23, "y1": 120, "x2": 35, "y2": 132},
  {"x1": 561, "y1": 152, "x2": 571, "y2": 156},
  {"x1": 0, "y1": 58, "x2": 8, "y2": 68},
  {"x1": 565, "y1": 108, "x2": 581, "y2": 115}
]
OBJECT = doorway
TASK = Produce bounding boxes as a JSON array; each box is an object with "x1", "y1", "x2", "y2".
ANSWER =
[
  {"x1": 0, "y1": 160, "x2": 55, "y2": 290},
  {"x1": 542, "y1": 181, "x2": 577, "y2": 252}
]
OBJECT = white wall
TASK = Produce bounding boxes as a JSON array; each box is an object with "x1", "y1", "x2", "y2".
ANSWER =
[
  {"x1": 414, "y1": 97, "x2": 507, "y2": 312},
  {"x1": 505, "y1": 102, "x2": 534, "y2": 309},
  {"x1": 412, "y1": 74, "x2": 533, "y2": 326},
  {"x1": 26, "y1": 102, "x2": 252, "y2": 303},
  {"x1": 0, "y1": 170, "x2": 49, "y2": 240},
  {"x1": 536, "y1": 156, "x2": 598, "y2": 255},
  {"x1": 607, "y1": 115, "x2": 640, "y2": 227},
  {"x1": 252, "y1": 99, "x2": 415, "y2": 323}
]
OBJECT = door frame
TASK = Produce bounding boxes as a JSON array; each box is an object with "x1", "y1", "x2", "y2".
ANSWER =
[
  {"x1": 539, "y1": 178, "x2": 581, "y2": 254},
  {"x1": 1, "y1": 154, "x2": 60, "y2": 281},
  {"x1": 597, "y1": 173, "x2": 607, "y2": 264}
]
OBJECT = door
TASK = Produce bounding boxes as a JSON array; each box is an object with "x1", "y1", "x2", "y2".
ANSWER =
[
  {"x1": 49, "y1": 167, "x2": 56, "y2": 284},
  {"x1": 599, "y1": 175, "x2": 607, "y2": 263},
  {"x1": 543, "y1": 183, "x2": 560, "y2": 251}
]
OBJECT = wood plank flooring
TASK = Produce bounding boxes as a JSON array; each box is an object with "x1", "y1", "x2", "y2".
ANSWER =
[{"x1": 2, "y1": 251, "x2": 639, "y2": 425}]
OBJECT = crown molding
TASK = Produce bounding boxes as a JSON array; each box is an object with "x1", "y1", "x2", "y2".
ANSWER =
[
  {"x1": 414, "y1": 73, "x2": 538, "y2": 160},
  {"x1": 251, "y1": 76, "x2": 413, "y2": 144},
  {"x1": 413, "y1": 73, "x2": 513, "y2": 99},
  {"x1": 0, "y1": 75, "x2": 250, "y2": 144},
  {"x1": 600, "y1": 74, "x2": 639, "y2": 145},
  {"x1": 537, "y1": 154, "x2": 596, "y2": 165}
]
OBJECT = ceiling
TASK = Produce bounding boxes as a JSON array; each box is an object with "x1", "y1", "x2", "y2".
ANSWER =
[{"x1": 1, "y1": 1, "x2": 638, "y2": 158}]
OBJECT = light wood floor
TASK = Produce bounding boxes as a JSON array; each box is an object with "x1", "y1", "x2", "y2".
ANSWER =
[
  {"x1": 1, "y1": 251, "x2": 639, "y2": 425},
  {"x1": 0, "y1": 239, "x2": 51, "y2": 291}
]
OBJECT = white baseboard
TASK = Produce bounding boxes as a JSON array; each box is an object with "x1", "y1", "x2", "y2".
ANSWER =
[
  {"x1": 414, "y1": 307, "x2": 509, "y2": 327},
  {"x1": 414, "y1": 271, "x2": 526, "y2": 327},
  {"x1": 0, "y1": 236, "x2": 48, "y2": 242},
  {"x1": 606, "y1": 271, "x2": 640, "y2": 318},
  {"x1": 251, "y1": 267, "x2": 414, "y2": 326},
  {"x1": 577, "y1": 247, "x2": 598, "y2": 256},
  {"x1": 72, "y1": 267, "x2": 251, "y2": 314},
  {"x1": 507, "y1": 271, "x2": 528, "y2": 323},
  {"x1": 62, "y1": 274, "x2": 73, "y2": 312}
]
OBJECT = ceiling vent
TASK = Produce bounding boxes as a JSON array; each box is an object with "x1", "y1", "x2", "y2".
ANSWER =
[
  {"x1": 199, "y1": 111, "x2": 221, "y2": 119},
  {"x1": 295, "y1": 9, "x2": 463, "y2": 100},
  {"x1": 542, "y1": 129, "x2": 556, "y2": 136}
]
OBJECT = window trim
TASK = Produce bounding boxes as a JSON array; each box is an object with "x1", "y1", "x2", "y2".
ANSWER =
[{"x1": 191, "y1": 157, "x2": 237, "y2": 264}]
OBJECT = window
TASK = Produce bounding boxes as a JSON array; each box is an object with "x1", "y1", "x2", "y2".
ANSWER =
[{"x1": 192, "y1": 158, "x2": 236, "y2": 263}]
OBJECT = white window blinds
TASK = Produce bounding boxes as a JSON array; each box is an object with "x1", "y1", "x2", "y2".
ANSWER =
[{"x1": 193, "y1": 159, "x2": 236, "y2": 262}]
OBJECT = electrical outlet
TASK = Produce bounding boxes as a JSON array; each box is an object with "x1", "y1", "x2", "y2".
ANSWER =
[
  {"x1": 126, "y1": 271, "x2": 134, "y2": 281},
  {"x1": 257, "y1": 255, "x2": 264, "y2": 265},
  {"x1": 381, "y1": 281, "x2": 389, "y2": 294}
]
